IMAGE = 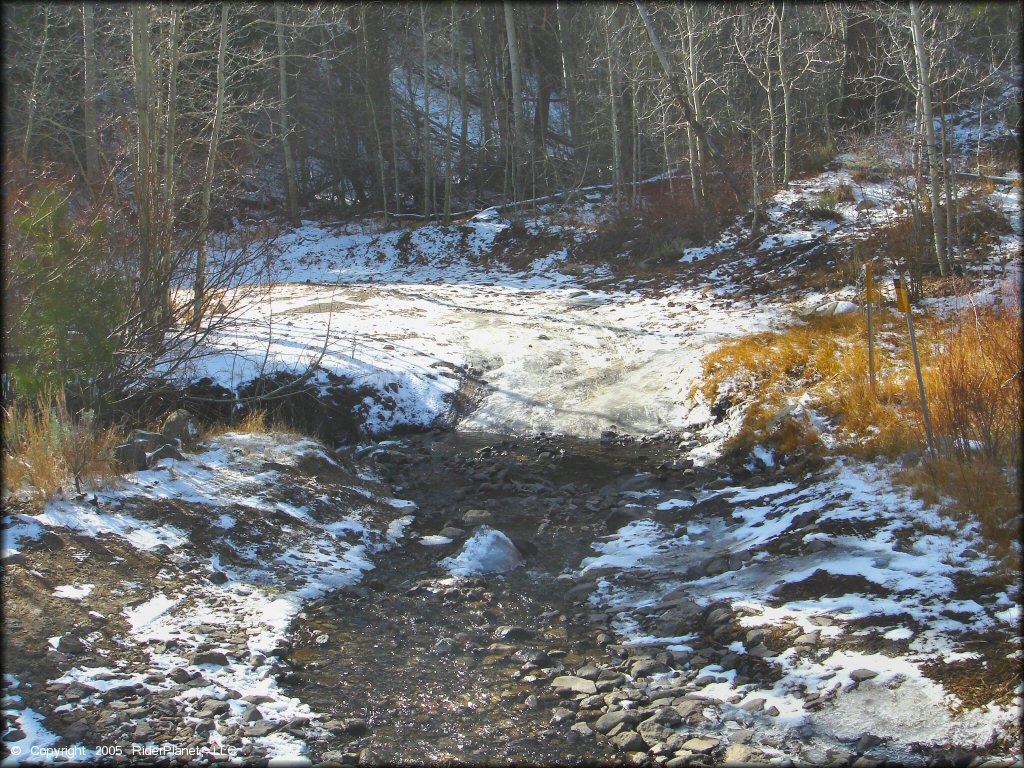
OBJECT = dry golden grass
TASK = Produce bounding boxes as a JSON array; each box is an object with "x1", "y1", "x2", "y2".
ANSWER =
[
  {"x1": 200, "y1": 409, "x2": 305, "y2": 439},
  {"x1": 2, "y1": 391, "x2": 122, "y2": 505},
  {"x1": 698, "y1": 302, "x2": 1022, "y2": 554}
]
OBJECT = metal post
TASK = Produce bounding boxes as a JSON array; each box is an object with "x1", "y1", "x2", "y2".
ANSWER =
[{"x1": 895, "y1": 277, "x2": 937, "y2": 458}]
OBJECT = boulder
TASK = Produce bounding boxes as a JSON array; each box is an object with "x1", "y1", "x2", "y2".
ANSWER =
[
  {"x1": 148, "y1": 443, "x2": 184, "y2": 465},
  {"x1": 594, "y1": 710, "x2": 640, "y2": 734},
  {"x1": 127, "y1": 429, "x2": 180, "y2": 452},
  {"x1": 162, "y1": 409, "x2": 199, "y2": 444},
  {"x1": 115, "y1": 441, "x2": 148, "y2": 472},
  {"x1": 441, "y1": 526, "x2": 523, "y2": 576}
]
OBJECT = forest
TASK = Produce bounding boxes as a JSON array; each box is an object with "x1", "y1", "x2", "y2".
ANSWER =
[{"x1": 2, "y1": 3, "x2": 1022, "y2": 767}]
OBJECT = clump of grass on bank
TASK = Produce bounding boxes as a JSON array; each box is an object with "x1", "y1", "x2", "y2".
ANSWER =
[
  {"x1": 2, "y1": 391, "x2": 122, "y2": 505},
  {"x1": 200, "y1": 408, "x2": 306, "y2": 440},
  {"x1": 697, "y1": 302, "x2": 1021, "y2": 554}
]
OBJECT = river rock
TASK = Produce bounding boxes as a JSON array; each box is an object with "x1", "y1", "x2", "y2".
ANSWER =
[
  {"x1": 611, "y1": 730, "x2": 647, "y2": 752},
  {"x1": 462, "y1": 509, "x2": 494, "y2": 526},
  {"x1": 191, "y1": 650, "x2": 230, "y2": 666},
  {"x1": 681, "y1": 736, "x2": 719, "y2": 753},
  {"x1": 594, "y1": 710, "x2": 641, "y2": 734},
  {"x1": 551, "y1": 676, "x2": 598, "y2": 694},
  {"x1": 149, "y1": 443, "x2": 184, "y2": 465}
]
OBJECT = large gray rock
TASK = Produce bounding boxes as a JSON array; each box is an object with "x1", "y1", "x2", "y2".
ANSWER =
[
  {"x1": 127, "y1": 429, "x2": 180, "y2": 452},
  {"x1": 162, "y1": 409, "x2": 199, "y2": 444},
  {"x1": 594, "y1": 710, "x2": 641, "y2": 734},
  {"x1": 148, "y1": 443, "x2": 184, "y2": 465},
  {"x1": 115, "y1": 441, "x2": 148, "y2": 472}
]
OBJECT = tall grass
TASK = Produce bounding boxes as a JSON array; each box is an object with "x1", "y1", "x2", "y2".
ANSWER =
[
  {"x1": 697, "y1": 302, "x2": 1022, "y2": 554},
  {"x1": 2, "y1": 390, "x2": 122, "y2": 504}
]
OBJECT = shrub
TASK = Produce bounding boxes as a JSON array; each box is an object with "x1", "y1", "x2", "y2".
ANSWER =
[
  {"x1": 696, "y1": 303, "x2": 1022, "y2": 555},
  {"x1": 2, "y1": 390, "x2": 122, "y2": 503},
  {"x1": 3, "y1": 179, "x2": 129, "y2": 407}
]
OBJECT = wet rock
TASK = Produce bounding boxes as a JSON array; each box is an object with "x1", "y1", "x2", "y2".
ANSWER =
[
  {"x1": 358, "y1": 747, "x2": 381, "y2": 765},
  {"x1": 611, "y1": 730, "x2": 647, "y2": 752},
  {"x1": 856, "y1": 733, "x2": 883, "y2": 754},
  {"x1": 631, "y1": 658, "x2": 670, "y2": 677},
  {"x1": 551, "y1": 675, "x2": 598, "y2": 695},
  {"x1": 243, "y1": 721, "x2": 275, "y2": 737},
  {"x1": 681, "y1": 737, "x2": 719, "y2": 754},
  {"x1": 494, "y1": 625, "x2": 532, "y2": 642},
  {"x1": 570, "y1": 722, "x2": 594, "y2": 738},
  {"x1": 594, "y1": 710, "x2": 641, "y2": 734},
  {"x1": 462, "y1": 509, "x2": 494, "y2": 526},
  {"x1": 550, "y1": 707, "x2": 575, "y2": 725},
  {"x1": 724, "y1": 743, "x2": 763, "y2": 764}
]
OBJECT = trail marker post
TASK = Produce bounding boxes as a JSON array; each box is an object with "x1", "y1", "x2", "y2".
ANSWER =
[
  {"x1": 893, "y1": 277, "x2": 937, "y2": 458},
  {"x1": 866, "y1": 262, "x2": 875, "y2": 392}
]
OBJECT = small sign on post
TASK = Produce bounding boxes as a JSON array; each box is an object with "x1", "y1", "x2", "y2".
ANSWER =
[{"x1": 893, "y1": 278, "x2": 937, "y2": 458}]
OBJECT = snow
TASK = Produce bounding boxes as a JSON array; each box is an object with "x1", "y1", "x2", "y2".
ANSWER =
[
  {"x1": 441, "y1": 526, "x2": 523, "y2": 576},
  {"x1": 53, "y1": 584, "x2": 94, "y2": 601},
  {"x1": 582, "y1": 458, "x2": 1018, "y2": 754}
]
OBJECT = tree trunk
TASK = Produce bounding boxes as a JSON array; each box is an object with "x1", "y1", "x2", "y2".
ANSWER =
[
  {"x1": 22, "y1": 6, "x2": 50, "y2": 167},
  {"x1": 82, "y1": 2, "x2": 100, "y2": 188},
  {"x1": 131, "y1": 3, "x2": 161, "y2": 325},
  {"x1": 604, "y1": 9, "x2": 622, "y2": 199},
  {"x1": 159, "y1": 4, "x2": 180, "y2": 326},
  {"x1": 275, "y1": 4, "x2": 300, "y2": 226},
  {"x1": 193, "y1": 4, "x2": 229, "y2": 330},
  {"x1": 776, "y1": 3, "x2": 793, "y2": 184},
  {"x1": 910, "y1": 1, "x2": 948, "y2": 276},
  {"x1": 420, "y1": 4, "x2": 433, "y2": 216},
  {"x1": 503, "y1": 1, "x2": 525, "y2": 198},
  {"x1": 636, "y1": 0, "x2": 746, "y2": 206}
]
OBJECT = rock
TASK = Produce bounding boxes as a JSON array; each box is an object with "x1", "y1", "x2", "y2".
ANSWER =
[
  {"x1": 208, "y1": 570, "x2": 229, "y2": 585},
  {"x1": 740, "y1": 698, "x2": 765, "y2": 713},
  {"x1": 127, "y1": 429, "x2": 180, "y2": 452},
  {"x1": 494, "y1": 625, "x2": 532, "y2": 642},
  {"x1": 115, "y1": 441, "x2": 148, "y2": 472},
  {"x1": 681, "y1": 737, "x2": 719, "y2": 754},
  {"x1": 636, "y1": 720, "x2": 677, "y2": 748},
  {"x1": 244, "y1": 721, "x2": 275, "y2": 737},
  {"x1": 162, "y1": 410, "x2": 199, "y2": 444},
  {"x1": 570, "y1": 722, "x2": 594, "y2": 738},
  {"x1": 134, "y1": 722, "x2": 153, "y2": 741},
  {"x1": 576, "y1": 664, "x2": 602, "y2": 681},
  {"x1": 794, "y1": 632, "x2": 819, "y2": 647},
  {"x1": 462, "y1": 509, "x2": 494, "y2": 526},
  {"x1": 594, "y1": 710, "x2": 641, "y2": 734},
  {"x1": 611, "y1": 730, "x2": 647, "y2": 753},
  {"x1": 551, "y1": 676, "x2": 598, "y2": 695},
  {"x1": 345, "y1": 718, "x2": 369, "y2": 735},
  {"x1": 550, "y1": 707, "x2": 575, "y2": 725},
  {"x1": 630, "y1": 658, "x2": 670, "y2": 677},
  {"x1": 724, "y1": 744, "x2": 762, "y2": 764},
  {"x1": 241, "y1": 706, "x2": 263, "y2": 723},
  {"x1": 148, "y1": 443, "x2": 184, "y2": 465},
  {"x1": 60, "y1": 635, "x2": 85, "y2": 654},
  {"x1": 438, "y1": 527, "x2": 465, "y2": 539},
  {"x1": 857, "y1": 733, "x2": 883, "y2": 754},
  {"x1": 850, "y1": 668, "x2": 879, "y2": 683},
  {"x1": 3, "y1": 730, "x2": 26, "y2": 743},
  {"x1": 358, "y1": 747, "x2": 381, "y2": 765},
  {"x1": 198, "y1": 700, "x2": 230, "y2": 717},
  {"x1": 441, "y1": 527, "x2": 523, "y2": 576},
  {"x1": 807, "y1": 300, "x2": 858, "y2": 317},
  {"x1": 191, "y1": 650, "x2": 230, "y2": 666}
]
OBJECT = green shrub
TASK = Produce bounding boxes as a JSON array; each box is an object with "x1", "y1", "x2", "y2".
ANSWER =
[{"x1": 4, "y1": 184, "x2": 129, "y2": 405}]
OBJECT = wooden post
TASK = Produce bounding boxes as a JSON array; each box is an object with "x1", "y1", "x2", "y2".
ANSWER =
[
  {"x1": 894, "y1": 278, "x2": 937, "y2": 458},
  {"x1": 866, "y1": 261, "x2": 875, "y2": 391}
]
